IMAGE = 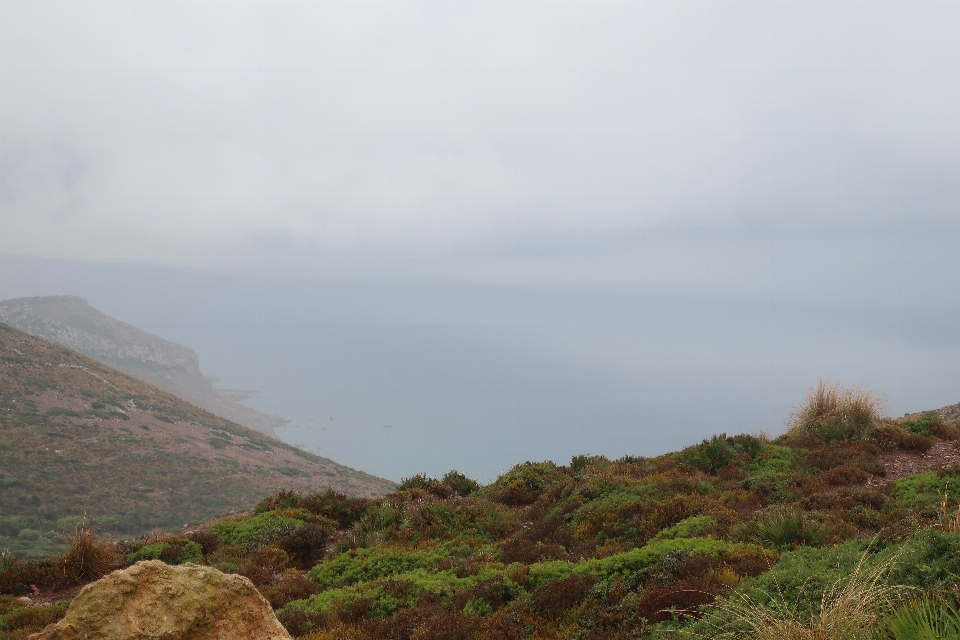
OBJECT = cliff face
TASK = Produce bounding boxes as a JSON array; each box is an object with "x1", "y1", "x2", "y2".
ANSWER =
[{"x1": 0, "y1": 296, "x2": 285, "y2": 436}]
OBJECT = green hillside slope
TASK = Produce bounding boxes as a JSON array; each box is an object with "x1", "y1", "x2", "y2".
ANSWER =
[{"x1": 0, "y1": 323, "x2": 395, "y2": 559}]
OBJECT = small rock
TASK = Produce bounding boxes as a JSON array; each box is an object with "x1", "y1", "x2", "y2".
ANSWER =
[
  {"x1": 29, "y1": 560, "x2": 291, "y2": 640},
  {"x1": 18, "y1": 596, "x2": 33, "y2": 604}
]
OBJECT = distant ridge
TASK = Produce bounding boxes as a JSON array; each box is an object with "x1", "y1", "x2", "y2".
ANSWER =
[{"x1": 0, "y1": 296, "x2": 285, "y2": 436}]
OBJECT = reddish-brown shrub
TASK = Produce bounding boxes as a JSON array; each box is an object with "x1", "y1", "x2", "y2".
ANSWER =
[
  {"x1": 262, "y1": 569, "x2": 321, "y2": 609},
  {"x1": 357, "y1": 602, "x2": 438, "y2": 638},
  {"x1": 720, "y1": 490, "x2": 762, "y2": 512},
  {"x1": 339, "y1": 598, "x2": 375, "y2": 625},
  {"x1": 261, "y1": 490, "x2": 371, "y2": 529},
  {"x1": 636, "y1": 579, "x2": 726, "y2": 623},
  {"x1": 281, "y1": 523, "x2": 332, "y2": 568},
  {"x1": 455, "y1": 578, "x2": 519, "y2": 613},
  {"x1": 529, "y1": 575, "x2": 597, "y2": 617},
  {"x1": 405, "y1": 611, "x2": 482, "y2": 640},
  {"x1": 903, "y1": 432, "x2": 936, "y2": 453},
  {"x1": 186, "y1": 530, "x2": 221, "y2": 555},
  {"x1": 276, "y1": 608, "x2": 330, "y2": 637},
  {"x1": 930, "y1": 420, "x2": 960, "y2": 440},
  {"x1": 725, "y1": 547, "x2": 776, "y2": 578},
  {"x1": 872, "y1": 423, "x2": 935, "y2": 453},
  {"x1": 489, "y1": 478, "x2": 539, "y2": 506},
  {"x1": 804, "y1": 443, "x2": 883, "y2": 476},
  {"x1": 822, "y1": 465, "x2": 870, "y2": 487},
  {"x1": 497, "y1": 538, "x2": 566, "y2": 564},
  {"x1": 237, "y1": 545, "x2": 290, "y2": 587}
]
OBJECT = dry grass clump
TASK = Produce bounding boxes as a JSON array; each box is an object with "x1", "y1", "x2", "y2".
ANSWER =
[
  {"x1": 689, "y1": 551, "x2": 906, "y2": 640},
  {"x1": 56, "y1": 522, "x2": 121, "y2": 585},
  {"x1": 788, "y1": 381, "x2": 887, "y2": 442}
]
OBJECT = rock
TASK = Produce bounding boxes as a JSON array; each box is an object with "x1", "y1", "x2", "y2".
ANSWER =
[{"x1": 29, "y1": 560, "x2": 291, "y2": 640}]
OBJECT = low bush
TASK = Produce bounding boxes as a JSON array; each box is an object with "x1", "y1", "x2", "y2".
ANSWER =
[
  {"x1": 484, "y1": 462, "x2": 569, "y2": 506},
  {"x1": 209, "y1": 512, "x2": 304, "y2": 548},
  {"x1": 126, "y1": 539, "x2": 202, "y2": 565},
  {"x1": 889, "y1": 530, "x2": 960, "y2": 589},
  {"x1": 680, "y1": 434, "x2": 763, "y2": 475},
  {"x1": 0, "y1": 601, "x2": 69, "y2": 634},
  {"x1": 280, "y1": 523, "x2": 332, "y2": 568},
  {"x1": 872, "y1": 422, "x2": 936, "y2": 453},
  {"x1": 528, "y1": 575, "x2": 597, "y2": 617},
  {"x1": 263, "y1": 569, "x2": 322, "y2": 609}
]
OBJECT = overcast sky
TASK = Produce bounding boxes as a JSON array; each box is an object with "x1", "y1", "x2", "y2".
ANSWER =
[{"x1": 3, "y1": 1, "x2": 960, "y2": 481}]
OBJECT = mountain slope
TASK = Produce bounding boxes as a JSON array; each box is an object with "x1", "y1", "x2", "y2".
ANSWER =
[
  {"x1": 0, "y1": 296, "x2": 284, "y2": 436},
  {"x1": 0, "y1": 322, "x2": 395, "y2": 556}
]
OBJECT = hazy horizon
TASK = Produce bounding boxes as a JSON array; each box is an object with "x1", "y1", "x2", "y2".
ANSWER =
[{"x1": 3, "y1": 2, "x2": 960, "y2": 481}]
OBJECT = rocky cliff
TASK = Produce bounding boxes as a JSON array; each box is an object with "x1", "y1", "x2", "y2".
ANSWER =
[{"x1": 0, "y1": 296, "x2": 285, "y2": 436}]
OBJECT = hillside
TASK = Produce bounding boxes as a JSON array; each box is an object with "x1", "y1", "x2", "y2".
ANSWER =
[
  {"x1": 0, "y1": 323, "x2": 396, "y2": 559},
  {"x1": 0, "y1": 296, "x2": 285, "y2": 436},
  {"x1": 6, "y1": 385, "x2": 960, "y2": 639}
]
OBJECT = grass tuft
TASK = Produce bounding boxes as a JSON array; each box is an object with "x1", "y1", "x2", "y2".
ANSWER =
[{"x1": 788, "y1": 381, "x2": 886, "y2": 442}]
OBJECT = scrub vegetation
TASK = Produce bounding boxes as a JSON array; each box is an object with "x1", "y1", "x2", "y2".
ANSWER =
[
  {"x1": 0, "y1": 323, "x2": 395, "y2": 562},
  {"x1": 7, "y1": 381, "x2": 960, "y2": 638}
]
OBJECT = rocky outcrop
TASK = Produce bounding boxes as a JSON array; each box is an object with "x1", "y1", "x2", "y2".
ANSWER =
[
  {"x1": 29, "y1": 561, "x2": 291, "y2": 640},
  {"x1": 0, "y1": 295, "x2": 286, "y2": 435}
]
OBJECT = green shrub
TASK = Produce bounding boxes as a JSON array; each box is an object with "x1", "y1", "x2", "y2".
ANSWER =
[
  {"x1": 894, "y1": 470, "x2": 960, "y2": 512},
  {"x1": 127, "y1": 540, "x2": 202, "y2": 565},
  {"x1": 901, "y1": 413, "x2": 938, "y2": 436},
  {"x1": 735, "y1": 539, "x2": 889, "y2": 614},
  {"x1": 307, "y1": 547, "x2": 464, "y2": 588},
  {"x1": 890, "y1": 530, "x2": 960, "y2": 589},
  {"x1": 289, "y1": 568, "x2": 489, "y2": 617},
  {"x1": 209, "y1": 512, "x2": 304, "y2": 547},
  {"x1": 0, "y1": 601, "x2": 69, "y2": 633},
  {"x1": 650, "y1": 516, "x2": 717, "y2": 542},
  {"x1": 680, "y1": 434, "x2": 763, "y2": 474},
  {"x1": 523, "y1": 537, "x2": 760, "y2": 589}
]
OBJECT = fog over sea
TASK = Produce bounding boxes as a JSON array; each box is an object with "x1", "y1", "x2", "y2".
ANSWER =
[
  {"x1": 3, "y1": 2, "x2": 960, "y2": 481},
  {"x1": 3, "y1": 255, "x2": 958, "y2": 483}
]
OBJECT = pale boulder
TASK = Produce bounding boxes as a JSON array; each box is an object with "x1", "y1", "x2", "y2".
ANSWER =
[{"x1": 30, "y1": 560, "x2": 291, "y2": 640}]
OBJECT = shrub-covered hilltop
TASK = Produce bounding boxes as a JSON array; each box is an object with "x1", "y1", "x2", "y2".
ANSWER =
[{"x1": 7, "y1": 382, "x2": 960, "y2": 639}]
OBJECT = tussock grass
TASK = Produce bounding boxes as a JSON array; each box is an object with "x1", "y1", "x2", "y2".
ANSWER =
[
  {"x1": 687, "y1": 549, "x2": 907, "y2": 640},
  {"x1": 788, "y1": 381, "x2": 887, "y2": 441},
  {"x1": 57, "y1": 522, "x2": 120, "y2": 584}
]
